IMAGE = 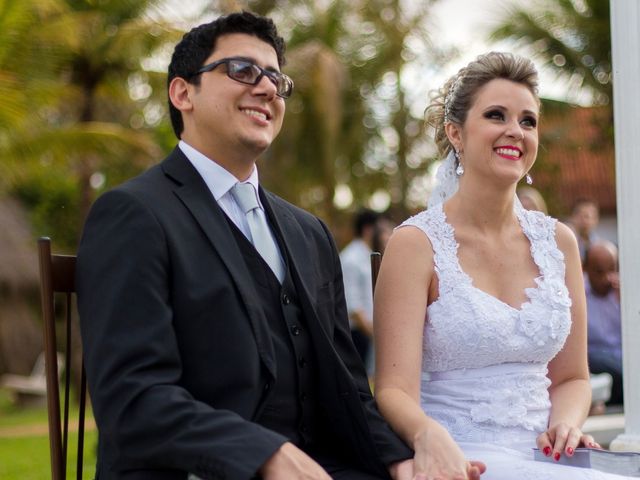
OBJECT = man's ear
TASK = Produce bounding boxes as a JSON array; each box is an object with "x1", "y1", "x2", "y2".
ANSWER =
[
  {"x1": 168, "y1": 77, "x2": 193, "y2": 112},
  {"x1": 444, "y1": 122, "x2": 463, "y2": 152}
]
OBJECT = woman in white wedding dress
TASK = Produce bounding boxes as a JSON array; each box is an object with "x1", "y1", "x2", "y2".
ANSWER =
[{"x1": 373, "y1": 52, "x2": 633, "y2": 480}]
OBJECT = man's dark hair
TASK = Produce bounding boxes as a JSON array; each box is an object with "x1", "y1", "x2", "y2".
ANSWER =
[
  {"x1": 354, "y1": 209, "x2": 379, "y2": 237},
  {"x1": 167, "y1": 11, "x2": 286, "y2": 138}
]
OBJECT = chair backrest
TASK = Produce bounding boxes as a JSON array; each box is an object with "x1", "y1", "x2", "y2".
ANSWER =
[
  {"x1": 38, "y1": 237, "x2": 86, "y2": 480},
  {"x1": 370, "y1": 251, "x2": 382, "y2": 295}
]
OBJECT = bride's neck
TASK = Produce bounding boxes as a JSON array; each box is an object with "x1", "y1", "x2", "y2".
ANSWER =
[{"x1": 447, "y1": 184, "x2": 517, "y2": 232}]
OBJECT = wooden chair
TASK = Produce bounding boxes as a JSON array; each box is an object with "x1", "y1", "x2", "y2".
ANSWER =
[
  {"x1": 38, "y1": 237, "x2": 87, "y2": 480},
  {"x1": 370, "y1": 251, "x2": 382, "y2": 295}
]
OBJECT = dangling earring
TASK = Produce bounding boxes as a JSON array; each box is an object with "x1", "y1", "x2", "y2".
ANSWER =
[
  {"x1": 525, "y1": 173, "x2": 533, "y2": 185},
  {"x1": 454, "y1": 150, "x2": 464, "y2": 176}
]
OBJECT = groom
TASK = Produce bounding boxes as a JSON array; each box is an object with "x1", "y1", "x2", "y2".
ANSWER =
[{"x1": 76, "y1": 11, "x2": 414, "y2": 479}]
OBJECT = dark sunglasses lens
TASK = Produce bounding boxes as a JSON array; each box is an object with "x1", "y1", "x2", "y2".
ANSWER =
[{"x1": 228, "y1": 61, "x2": 260, "y2": 84}]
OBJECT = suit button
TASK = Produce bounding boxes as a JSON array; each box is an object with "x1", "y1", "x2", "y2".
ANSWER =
[
  {"x1": 290, "y1": 325, "x2": 301, "y2": 336},
  {"x1": 264, "y1": 382, "x2": 271, "y2": 391},
  {"x1": 300, "y1": 392, "x2": 307, "y2": 401},
  {"x1": 298, "y1": 356, "x2": 307, "y2": 368},
  {"x1": 282, "y1": 293, "x2": 290, "y2": 305}
]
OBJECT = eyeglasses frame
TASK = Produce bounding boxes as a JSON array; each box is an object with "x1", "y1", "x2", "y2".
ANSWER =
[{"x1": 189, "y1": 57, "x2": 294, "y2": 99}]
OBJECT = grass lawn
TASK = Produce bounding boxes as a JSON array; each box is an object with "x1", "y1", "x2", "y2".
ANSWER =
[
  {"x1": 0, "y1": 389, "x2": 97, "y2": 479},
  {"x1": 0, "y1": 431, "x2": 97, "y2": 479}
]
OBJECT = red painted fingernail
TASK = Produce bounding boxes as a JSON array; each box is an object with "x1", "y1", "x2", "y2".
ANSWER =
[
  {"x1": 543, "y1": 446, "x2": 551, "y2": 456},
  {"x1": 566, "y1": 447, "x2": 574, "y2": 455},
  {"x1": 554, "y1": 452, "x2": 561, "y2": 461}
]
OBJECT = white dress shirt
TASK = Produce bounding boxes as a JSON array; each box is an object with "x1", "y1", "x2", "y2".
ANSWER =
[
  {"x1": 339, "y1": 238, "x2": 374, "y2": 327},
  {"x1": 178, "y1": 140, "x2": 283, "y2": 264}
]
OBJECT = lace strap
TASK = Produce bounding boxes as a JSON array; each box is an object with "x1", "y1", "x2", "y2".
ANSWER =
[
  {"x1": 399, "y1": 205, "x2": 468, "y2": 291},
  {"x1": 515, "y1": 204, "x2": 564, "y2": 280}
]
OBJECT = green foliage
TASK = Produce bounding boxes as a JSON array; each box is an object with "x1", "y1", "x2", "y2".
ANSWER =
[
  {"x1": 245, "y1": 0, "x2": 443, "y2": 224},
  {"x1": 490, "y1": 0, "x2": 611, "y2": 104},
  {"x1": 12, "y1": 168, "x2": 80, "y2": 250},
  {"x1": 0, "y1": 0, "x2": 181, "y2": 247}
]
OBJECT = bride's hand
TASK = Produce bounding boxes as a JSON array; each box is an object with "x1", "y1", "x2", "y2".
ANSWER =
[
  {"x1": 413, "y1": 423, "x2": 486, "y2": 480},
  {"x1": 537, "y1": 423, "x2": 602, "y2": 461}
]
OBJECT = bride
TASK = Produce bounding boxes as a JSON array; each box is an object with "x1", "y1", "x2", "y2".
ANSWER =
[{"x1": 373, "y1": 52, "x2": 633, "y2": 479}]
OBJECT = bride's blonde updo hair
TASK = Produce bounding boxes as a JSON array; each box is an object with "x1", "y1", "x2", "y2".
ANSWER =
[{"x1": 425, "y1": 52, "x2": 540, "y2": 158}]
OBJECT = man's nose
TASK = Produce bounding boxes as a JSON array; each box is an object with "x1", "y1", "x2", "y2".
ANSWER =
[{"x1": 252, "y1": 74, "x2": 277, "y2": 99}]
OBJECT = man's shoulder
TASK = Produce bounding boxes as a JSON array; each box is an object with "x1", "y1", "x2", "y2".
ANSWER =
[{"x1": 98, "y1": 150, "x2": 179, "y2": 202}]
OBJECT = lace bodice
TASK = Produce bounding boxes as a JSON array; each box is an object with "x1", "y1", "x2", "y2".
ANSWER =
[
  {"x1": 401, "y1": 202, "x2": 571, "y2": 372},
  {"x1": 399, "y1": 202, "x2": 572, "y2": 445}
]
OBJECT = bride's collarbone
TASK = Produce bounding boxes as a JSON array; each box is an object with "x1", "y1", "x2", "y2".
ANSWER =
[{"x1": 455, "y1": 235, "x2": 540, "y2": 301}]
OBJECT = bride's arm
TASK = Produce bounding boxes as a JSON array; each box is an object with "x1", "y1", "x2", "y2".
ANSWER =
[
  {"x1": 374, "y1": 226, "x2": 484, "y2": 480},
  {"x1": 541, "y1": 222, "x2": 595, "y2": 460}
]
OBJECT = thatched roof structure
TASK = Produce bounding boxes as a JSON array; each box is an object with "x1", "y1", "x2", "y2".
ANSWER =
[
  {"x1": 0, "y1": 196, "x2": 41, "y2": 376},
  {"x1": 0, "y1": 196, "x2": 38, "y2": 296}
]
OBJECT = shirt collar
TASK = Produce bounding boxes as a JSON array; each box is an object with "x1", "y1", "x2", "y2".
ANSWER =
[{"x1": 178, "y1": 140, "x2": 262, "y2": 205}]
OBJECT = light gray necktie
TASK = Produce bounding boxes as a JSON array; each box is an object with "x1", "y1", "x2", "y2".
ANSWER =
[{"x1": 231, "y1": 182, "x2": 285, "y2": 282}]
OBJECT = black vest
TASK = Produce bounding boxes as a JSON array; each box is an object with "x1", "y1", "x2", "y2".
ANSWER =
[{"x1": 226, "y1": 217, "x2": 323, "y2": 448}]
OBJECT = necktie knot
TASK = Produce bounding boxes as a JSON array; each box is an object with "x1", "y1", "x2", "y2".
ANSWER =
[{"x1": 231, "y1": 182, "x2": 259, "y2": 215}]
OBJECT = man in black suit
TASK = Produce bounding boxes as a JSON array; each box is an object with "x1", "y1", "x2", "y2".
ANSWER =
[{"x1": 77, "y1": 11, "x2": 413, "y2": 480}]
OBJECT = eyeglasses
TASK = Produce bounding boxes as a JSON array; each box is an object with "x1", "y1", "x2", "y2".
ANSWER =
[{"x1": 191, "y1": 57, "x2": 294, "y2": 99}]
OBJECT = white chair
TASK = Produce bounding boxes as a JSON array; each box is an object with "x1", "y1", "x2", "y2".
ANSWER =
[{"x1": 1, "y1": 351, "x2": 63, "y2": 406}]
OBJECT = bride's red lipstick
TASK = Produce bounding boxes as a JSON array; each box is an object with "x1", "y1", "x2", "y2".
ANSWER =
[{"x1": 494, "y1": 145, "x2": 522, "y2": 161}]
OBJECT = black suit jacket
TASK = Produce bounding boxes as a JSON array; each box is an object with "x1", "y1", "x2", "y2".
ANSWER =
[{"x1": 77, "y1": 147, "x2": 412, "y2": 480}]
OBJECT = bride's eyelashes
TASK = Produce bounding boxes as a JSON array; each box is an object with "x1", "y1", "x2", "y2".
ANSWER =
[
  {"x1": 482, "y1": 109, "x2": 538, "y2": 128},
  {"x1": 484, "y1": 109, "x2": 505, "y2": 121}
]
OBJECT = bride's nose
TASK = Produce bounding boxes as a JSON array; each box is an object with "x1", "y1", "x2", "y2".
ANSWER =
[{"x1": 505, "y1": 120, "x2": 525, "y2": 141}]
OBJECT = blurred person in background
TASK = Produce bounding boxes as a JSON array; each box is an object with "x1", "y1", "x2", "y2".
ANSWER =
[
  {"x1": 372, "y1": 216, "x2": 396, "y2": 256},
  {"x1": 340, "y1": 209, "x2": 380, "y2": 374},
  {"x1": 567, "y1": 198, "x2": 600, "y2": 265},
  {"x1": 517, "y1": 185, "x2": 548, "y2": 214},
  {"x1": 584, "y1": 240, "x2": 623, "y2": 406}
]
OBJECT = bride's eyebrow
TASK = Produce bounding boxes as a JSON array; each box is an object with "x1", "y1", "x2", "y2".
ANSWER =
[{"x1": 482, "y1": 105, "x2": 538, "y2": 116}]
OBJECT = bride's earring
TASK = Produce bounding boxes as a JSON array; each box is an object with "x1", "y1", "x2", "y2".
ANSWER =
[
  {"x1": 454, "y1": 150, "x2": 464, "y2": 176},
  {"x1": 525, "y1": 173, "x2": 533, "y2": 185}
]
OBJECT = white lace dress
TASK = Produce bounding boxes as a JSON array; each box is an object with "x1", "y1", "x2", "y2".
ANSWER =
[{"x1": 400, "y1": 203, "x2": 632, "y2": 479}]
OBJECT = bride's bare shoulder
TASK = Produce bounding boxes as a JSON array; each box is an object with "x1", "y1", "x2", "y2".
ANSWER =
[
  {"x1": 383, "y1": 223, "x2": 435, "y2": 269},
  {"x1": 554, "y1": 221, "x2": 580, "y2": 252}
]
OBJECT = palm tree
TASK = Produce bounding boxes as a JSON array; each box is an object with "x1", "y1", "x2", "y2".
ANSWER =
[
  {"x1": 1, "y1": 0, "x2": 182, "y2": 247},
  {"x1": 490, "y1": 0, "x2": 611, "y2": 105},
  {"x1": 242, "y1": 0, "x2": 439, "y2": 227}
]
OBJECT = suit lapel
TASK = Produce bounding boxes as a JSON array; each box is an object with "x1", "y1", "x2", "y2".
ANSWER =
[
  {"x1": 161, "y1": 149, "x2": 276, "y2": 378},
  {"x1": 260, "y1": 189, "x2": 331, "y2": 341}
]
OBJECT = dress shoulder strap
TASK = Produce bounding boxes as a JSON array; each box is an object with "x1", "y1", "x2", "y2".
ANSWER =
[
  {"x1": 515, "y1": 204, "x2": 565, "y2": 280},
  {"x1": 398, "y1": 204, "x2": 468, "y2": 291}
]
